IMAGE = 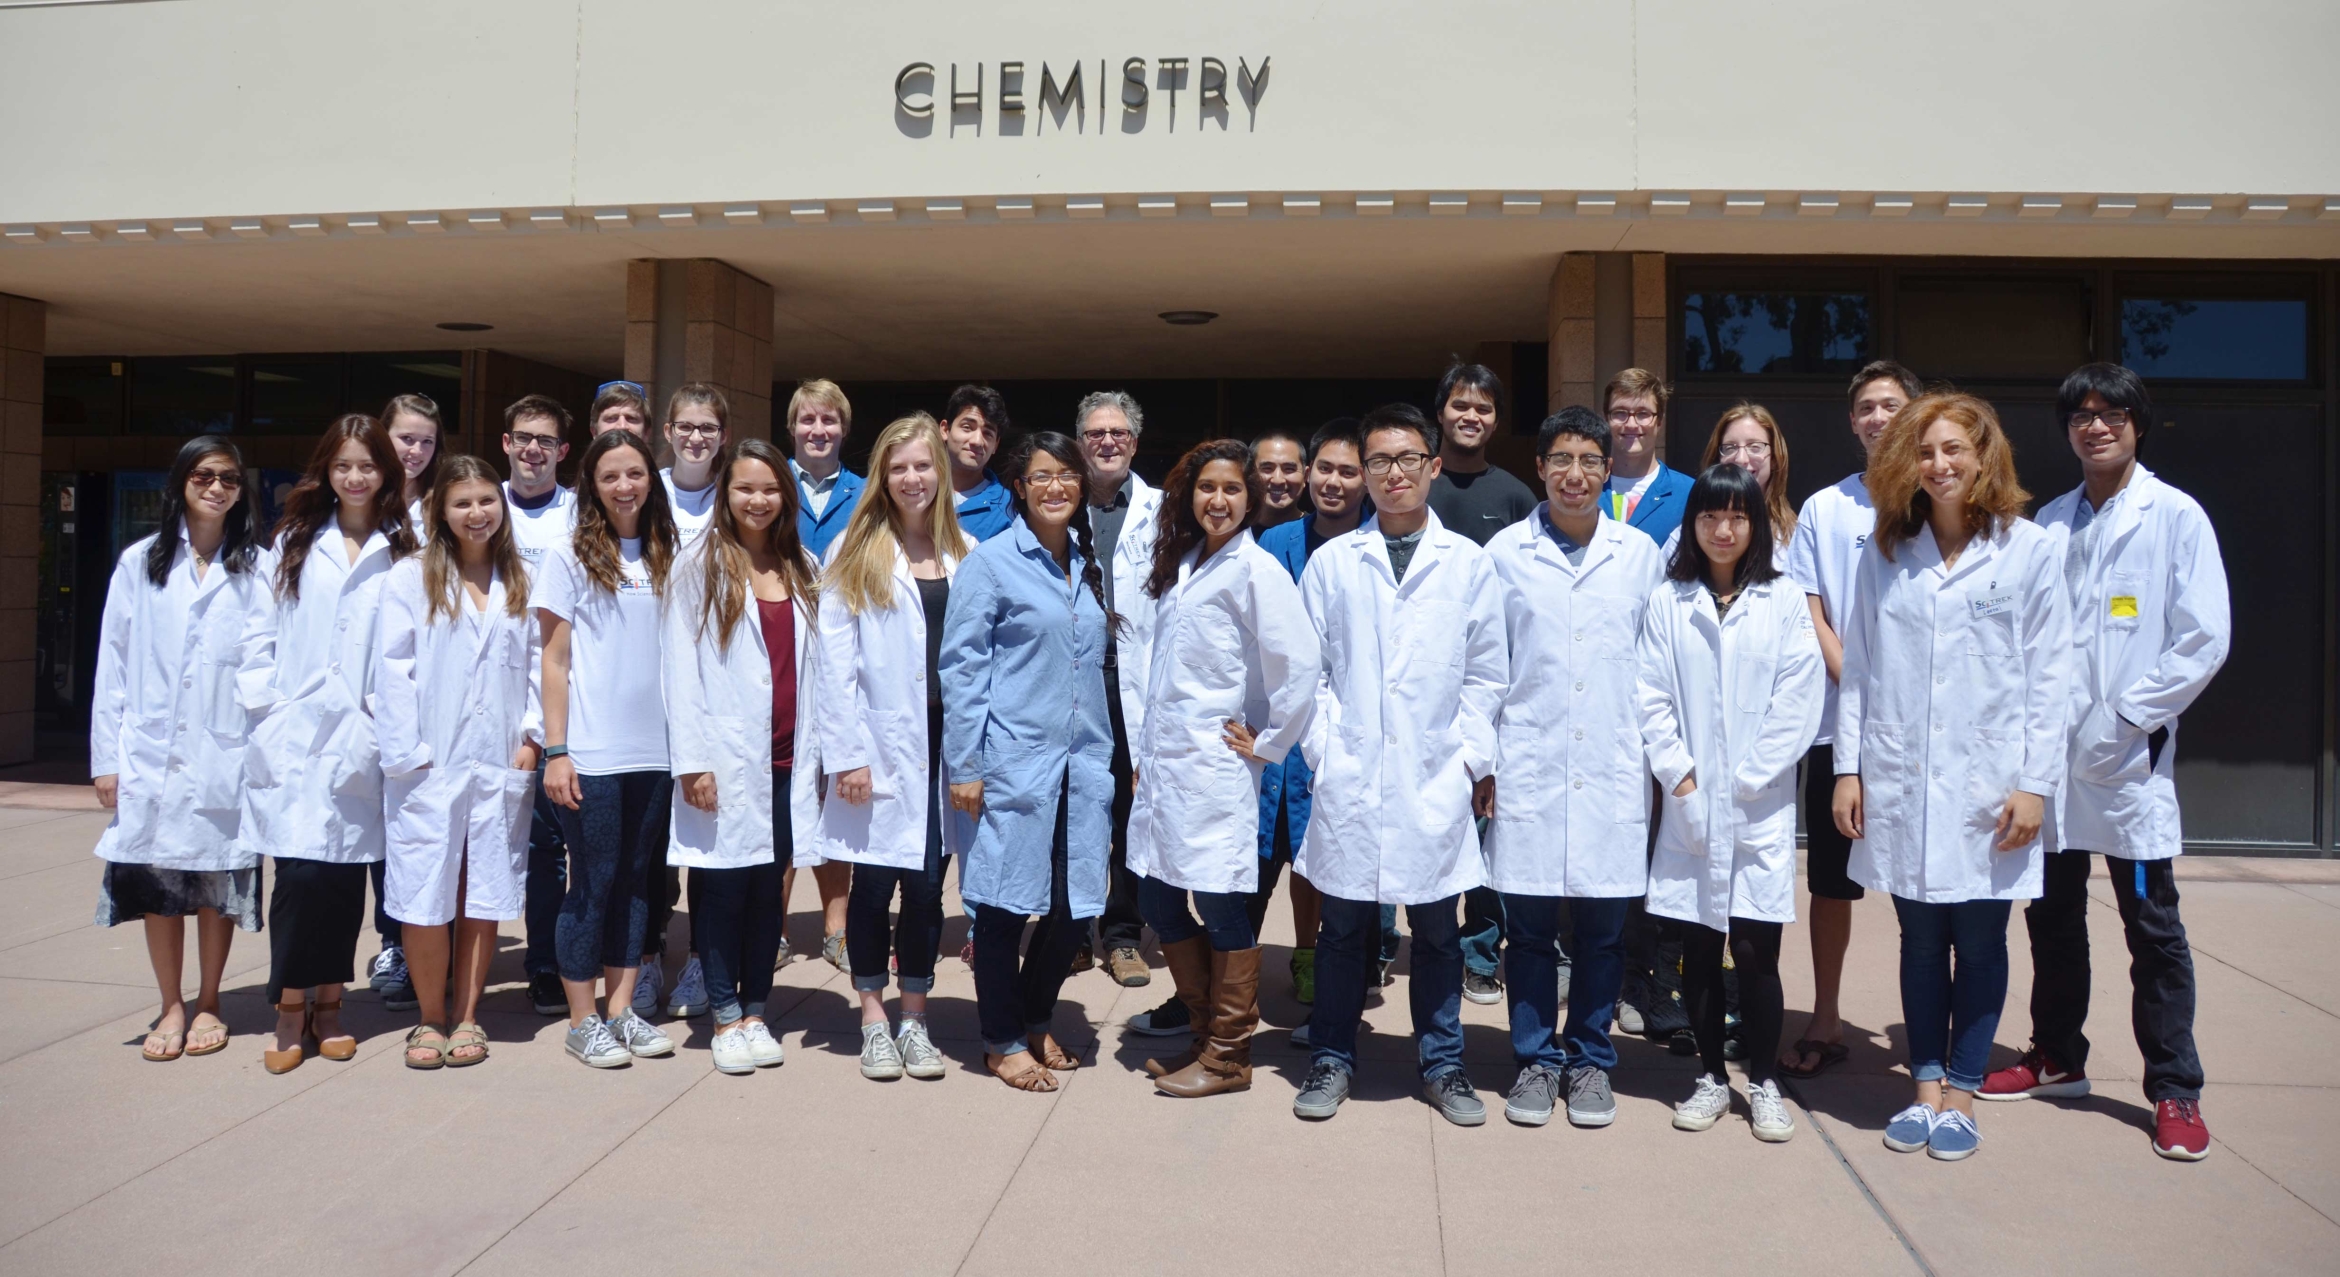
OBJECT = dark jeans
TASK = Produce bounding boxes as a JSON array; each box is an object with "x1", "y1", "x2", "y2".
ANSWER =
[
  {"x1": 695, "y1": 766, "x2": 797, "y2": 1024},
  {"x1": 1314, "y1": 892, "x2": 1463, "y2": 1079},
  {"x1": 1097, "y1": 669, "x2": 1145, "y2": 953},
  {"x1": 522, "y1": 765, "x2": 566, "y2": 977},
  {"x1": 1684, "y1": 919, "x2": 1784, "y2": 1085},
  {"x1": 1461, "y1": 884, "x2": 1506, "y2": 979},
  {"x1": 366, "y1": 859, "x2": 402, "y2": 949},
  {"x1": 1137, "y1": 876, "x2": 1257, "y2": 952},
  {"x1": 972, "y1": 781, "x2": 1085, "y2": 1055},
  {"x1": 645, "y1": 854, "x2": 703, "y2": 961},
  {"x1": 1893, "y1": 895, "x2": 2014, "y2": 1093},
  {"x1": 1503, "y1": 893, "x2": 1628, "y2": 1073},
  {"x1": 2023, "y1": 850, "x2": 2204, "y2": 1100},
  {"x1": 847, "y1": 865, "x2": 945, "y2": 995},
  {"x1": 551, "y1": 770, "x2": 669, "y2": 983}
]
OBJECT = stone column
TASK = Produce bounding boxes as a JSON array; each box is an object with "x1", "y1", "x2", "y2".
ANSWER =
[
  {"x1": 1546, "y1": 251, "x2": 1666, "y2": 415},
  {"x1": 0, "y1": 294, "x2": 43, "y2": 766},
  {"x1": 625, "y1": 259, "x2": 774, "y2": 441},
  {"x1": 1546, "y1": 253, "x2": 1596, "y2": 413}
]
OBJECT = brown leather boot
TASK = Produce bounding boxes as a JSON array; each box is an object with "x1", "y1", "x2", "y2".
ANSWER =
[
  {"x1": 1156, "y1": 947, "x2": 1259, "y2": 1098},
  {"x1": 1142, "y1": 937, "x2": 1214, "y2": 1078}
]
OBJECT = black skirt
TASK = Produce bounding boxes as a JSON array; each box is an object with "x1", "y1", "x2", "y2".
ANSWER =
[
  {"x1": 265, "y1": 858, "x2": 370, "y2": 1003},
  {"x1": 96, "y1": 862, "x2": 263, "y2": 931}
]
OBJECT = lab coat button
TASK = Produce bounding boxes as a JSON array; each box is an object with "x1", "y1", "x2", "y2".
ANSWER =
[
  {"x1": 1574, "y1": 680, "x2": 1586, "y2": 692},
  {"x1": 181, "y1": 677, "x2": 192, "y2": 689},
  {"x1": 1573, "y1": 730, "x2": 1584, "y2": 741},
  {"x1": 1573, "y1": 632, "x2": 1583, "y2": 641},
  {"x1": 1935, "y1": 676, "x2": 1945, "y2": 685},
  {"x1": 330, "y1": 662, "x2": 342, "y2": 675},
  {"x1": 1571, "y1": 779, "x2": 1583, "y2": 790}
]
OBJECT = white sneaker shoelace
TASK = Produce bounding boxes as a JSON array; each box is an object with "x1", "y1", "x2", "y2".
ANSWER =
[
  {"x1": 897, "y1": 1019, "x2": 943, "y2": 1074},
  {"x1": 1749, "y1": 1080, "x2": 1794, "y2": 1134},
  {"x1": 1679, "y1": 1074, "x2": 1732, "y2": 1121},
  {"x1": 743, "y1": 1020, "x2": 784, "y2": 1065}
]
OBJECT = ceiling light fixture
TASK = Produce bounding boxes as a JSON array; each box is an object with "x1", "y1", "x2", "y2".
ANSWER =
[
  {"x1": 1158, "y1": 310, "x2": 1218, "y2": 326},
  {"x1": 435, "y1": 321, "x2": 493, "y2": 332}
]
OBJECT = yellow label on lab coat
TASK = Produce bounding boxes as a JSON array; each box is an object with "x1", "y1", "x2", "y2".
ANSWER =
[{"x1": 2109, "y1": 595, "x2": 2139, "y2": 618}]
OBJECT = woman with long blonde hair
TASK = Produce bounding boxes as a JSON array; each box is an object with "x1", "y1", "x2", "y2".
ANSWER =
[
  {"x1": 818, "y1": 412, "x2": 975, "y2": 1082},
  {"x1": 1661, "y1": 401, "x2": 1795, "y2": 563},
  {"x1": 1834, "y1": 392, "x2": 2071, "y2": 1162},
  {"x1": 375, "y1": 455, "x2": 541, "y2": 1068}
]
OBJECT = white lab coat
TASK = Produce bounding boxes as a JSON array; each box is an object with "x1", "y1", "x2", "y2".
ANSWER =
[
  {"x1": 1100, "y1": 473, "x2": 1164, "y2": 741},
  {"x1": 2035, "y1": 468, "x2": 2230, "y2": 861},
  {"x1": 1125, "y1": 530, "x2": 1319, "y2": 894},
  {"x1": 1482, "y1": 511, "x2": 1666, "y2": 898},
  {"x1": 662, "y1": 540, "x2": 827, "y2": 870},
  {"x1": 1294, "y1": 513, "x2": 1508, "y2": 905},
  {"x1": 90, "y1": 535, "x2": 270, "y2": 870},
  {"x1": 1838, "y1": 520, "x2": 2073, "y2": 903},
  {"x1": 1638, "y1": 577, "x2": 1825, "y2": 930},
  {"x1": 817, "y1": 548, "x2": 971, "y2": 869},
  {"x1": 372, "y1": 557, "x2": 542, "y2": 917},
  {"x1": 234, "y1": 528, "x2": 399, "y2": 865}
]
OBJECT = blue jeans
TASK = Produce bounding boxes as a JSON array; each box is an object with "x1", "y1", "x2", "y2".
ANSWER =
[
  {"x1": 1893, "y1": 895, "x2": 2014, "y2": 1092},
  {"x1": 1314, "y1": 892, "x2": 1463, "y2": 1080},
  {"x1": 1461, "y1": 885, "x2": 1505, "y2": 978},
  {"x1": 1137, "y1": 876, "x2": 1256, "y2": 951},
  {"x1": 551, "y1": 770, "x2": 668, "y2": 982},
  {"x1": 522, "y1": 764, "x2": 566, "y2": 977},
  {"x1": 1502, "y1": 893, "x2": 1628, "y2": 1073}
]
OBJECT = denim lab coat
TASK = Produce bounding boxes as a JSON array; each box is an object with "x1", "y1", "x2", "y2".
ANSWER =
[
  {"x1": 954, "y1": 472, "x2": 1015, "y2": 543},
  {"x1": 1255, "y1": 517, "x2": 1318, "y2": 860}
]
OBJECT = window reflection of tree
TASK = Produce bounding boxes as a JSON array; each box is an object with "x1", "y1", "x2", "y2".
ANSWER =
[
  {"x1": 2121, "y1": 300, "x2": 2199, "y2": 364},
  {"x1": 1683, "y1": 292, "x2": 1870, "y2": 374}
]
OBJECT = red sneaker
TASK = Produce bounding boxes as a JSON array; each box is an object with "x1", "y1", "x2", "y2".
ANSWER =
[
  {"x1": 2154, "y1": 1098, "x2": 2210, "y2": 1161},
  {"x1": 1978, "y1": 1048, "x2": 2091, "y2": 1101}
]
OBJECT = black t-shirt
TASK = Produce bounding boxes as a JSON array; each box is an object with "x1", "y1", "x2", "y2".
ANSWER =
[
  {"x1": 916, "y1": 575, "x2": 950, "y2": 709},
  {"x1": 1428, "y1": 467, "x2": 1539, "y2": 546}
]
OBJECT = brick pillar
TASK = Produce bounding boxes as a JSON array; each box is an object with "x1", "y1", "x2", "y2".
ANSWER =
[
  {"x1": 1546, "y1": 251, "x2": 1666, "y2": 416},
  {"x1": 0, "y1": 294, "x2": 43, "y2": 766},
  {"x1": 1631, "y1": 252, "x2": 1668, "y2": 381},
  {"x1": 625, "y1": 259, "x2": 774, "y2": 442},
  {"x1": 1547, "y1": 254, "x2": 1596, "y2": 412}
]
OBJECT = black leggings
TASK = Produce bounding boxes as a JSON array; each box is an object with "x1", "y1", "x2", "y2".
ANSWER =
[
  {"x1": 971, "y1": 779, "x2": 1081, "y2": 1054},
  {"x1": 1683, "y1": 919, "x2": 1783, "y2": 1086}
]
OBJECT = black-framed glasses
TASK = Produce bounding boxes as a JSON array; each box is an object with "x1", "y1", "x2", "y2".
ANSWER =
[
  {"x1": 1607, "y1": 408, "x2": 1659, "y2": 426},
  {"x1": 507, "y1": 430, "x2": 562, "y2": 455},
  {"x1": 2067, "y1": 408, "x2": 2133, "y2": 430},
  {"x1": 1081, "y1": 427, "x2": 1135, "y2": 445},
  {"x1": 1363, "y1": 452, "x2": 1431, "y2": 476},
  {"x1": 666, "y1": 422, "x2": 724, "y2": 440},
  {"x1": 1539, "y1": 453, "x2": 1609, "y2": 473}
]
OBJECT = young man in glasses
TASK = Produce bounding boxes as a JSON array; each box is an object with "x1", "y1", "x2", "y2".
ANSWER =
[
  {"x1": 1478, "y1": 406, "x2": 1663, "y2": 1127},
  {"x1": 496, "y1": 395, "x2": 581, "y2": 1016},
  {"x1": 1600, "y1": 368, "x2": 1695, "y2": 544},
  {"x1": 1291, "y1": 403, "x2": 1508, "y2": 1126},
  {"x1": 1983, "y1": 363, "x2": 2229, "y2": 1163},
  {"x1": 1776, "y1": 360, "x2": 1920, "y2": 1080},
  {"x1": 943, "y1": 384, "x2": 1015, "y2": 542}
]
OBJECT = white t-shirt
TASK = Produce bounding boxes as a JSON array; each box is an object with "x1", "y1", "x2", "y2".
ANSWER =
[
  {"x1": 533, "y1": 537, "x2": 668, "y2": 775},
  {"x1": 1785, "y1": 473, "x2": 1876, "y2": 745},
  {"x1": 662, "y1": 468, "x2": 719, "y2": 546},
  {"x1": 1604, "y1": 464, "x2": 1663, "y2": 523},
  {"x1": 504, "y1": 483, "x2": 577, "y2": 567}
]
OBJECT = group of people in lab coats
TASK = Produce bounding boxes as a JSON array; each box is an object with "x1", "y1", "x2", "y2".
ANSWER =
[{"x1": 89, "y1": 356, "x2": 2228, "y2": 1163}]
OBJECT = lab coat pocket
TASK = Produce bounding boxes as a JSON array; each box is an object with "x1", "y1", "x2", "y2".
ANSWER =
[
  {"x1": 983, "y1": 738, "x2": 1053, "y2": 814},
  {"x1": 1965, "y1": 613, "x2": 2018, "y2": 659},
  {"x1": 1966, "y1": 728, "x2": 2022, "y2": 832},
  {"x1": 1858, "y1": 723, "x2": 1910, "y2": 829},
  {"x1": 865, "y1": 708, "x2": 920, "y2": 799},
  {"x1": 324, "y1": 697, "x2": 382, "y2": 798},
  {"x1": 499, "y1": 767, "x2": 537, "y2": 860},
  {"x1": 2105, "y1": 570, "x2": 2144, "y2": 633},
  {"x1": 2071, "y1": 703, "x2": 2147, "y2": 786},
  {"x1": 201, "y1": 658, "x2": 248, "y2": 738},
  {"x1": 1663, "y1": 787, "x2": 1710, "y2": 857}
]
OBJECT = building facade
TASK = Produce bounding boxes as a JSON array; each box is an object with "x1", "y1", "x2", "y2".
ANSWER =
[{"x1": 3, "y1": 0, "x2": 2336, "y2": 853}]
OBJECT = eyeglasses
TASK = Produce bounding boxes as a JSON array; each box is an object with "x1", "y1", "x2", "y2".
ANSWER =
[
  {"x1": 1081, "y1": 428, "x2": 1135, "y2": 445},
  {"x1": 1717, "y1": 441, "x2": 1773, "y2": 459},
  {"x1": 2068, "y1": 409, "x2": 2133, "y2": 430},
  {"x1": 507, "y1": 430, "x2": 563, "y2": 455},
  {"x1": 1539, "y1": 453, "x2": 1610, "y2": 473},
  {"x1": 186, "y1": 467, "x2": 243, "y2": 492},
  {"x1": 1021, "y1": 471, "x2": 1084, "y2": 493},
  {"x1": 667, "y1": 422, "x2": 724, "y2": 440},
  {"x1": 597, "y1": 380, "x2": 646, "y2": 398},
  {"x1": 1363, "y1": 452, "x2": 1432, "y2": 476},
  {"x1": 1607, "y1": 408, "x2": 1659, "y2": 426}
]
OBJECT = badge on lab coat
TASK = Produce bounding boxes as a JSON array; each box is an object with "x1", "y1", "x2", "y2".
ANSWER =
[
  {"x1": 1970, "y1": 593, "x2": 2014, "y2": 619},
  {"x1": 2109, "y1": 595, "x2": 2139, "y2": 618}
]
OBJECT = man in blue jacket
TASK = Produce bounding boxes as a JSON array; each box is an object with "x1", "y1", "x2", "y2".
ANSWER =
[
  {"x1": 943, "y1": 384, "x2": 1015, "y2": 542},
  {"x1": 1600, "y1": 368, "x2": 1695, "y2": 546},
  {"x1": 788, "y1": 378, "x2": 866, "y2": 562}
]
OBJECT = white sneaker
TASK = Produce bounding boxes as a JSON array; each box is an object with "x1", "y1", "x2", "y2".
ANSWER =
[
  {"x1": 1673, "y1": 1073, "x2": 1732, "y2": 1131},
  {"x1": 1616, "y1": 1000, "x2": 1646, "y2": 1036},
  {"x1": 897, "y1": 1018, "x2": 945, "y2": 1080},
  {"x1": 609, "y1": 1008, "x2": 674, "y2": 1058},
  {"x1": 742, "y1": 1019, "x2": 785, "y2": 1068},
  {"x1": 632, "y1": 959, "x2": 664, "y2": 1018},
  {"x1": 710, "y1": 1024, "x2": 756, "y2": 1074},
  {"x1": 1748, "y1": 1078, "x2": 1796, "y2": 1142},
  {"x1": 859, "y1": 1021, "x2": 905, "y2": 1079},
  {"x1": 666, "y1": 955, "x2": 708, "y2": 1018}
]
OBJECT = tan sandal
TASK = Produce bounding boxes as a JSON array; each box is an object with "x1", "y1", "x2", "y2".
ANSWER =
[
  {"x1": 986, "y1": 1050, "x2": 1059, "y2": 1093},
  {"x1": 264, "y1": 998, "x2": 308, "y2": 1075},
  {"x1": 313, "y1": 998, "x2": 356, "y2": 1061},
  {"x1": 141, "y1": 1028, "x2": 185, "y2": 1062},
  {"x1": 184, "y1": 1012, "x2": 230, "y2": 1057},
  {"x1": 445, "y1": 1021, "x2": 488, "y2": 1067},
  {"x1": 1030, "y1": 1032, "x2": 1081, "y2": 1071},
  {"x1": 404, "y1": 1023, "x2": 448, "y2": 1070}
]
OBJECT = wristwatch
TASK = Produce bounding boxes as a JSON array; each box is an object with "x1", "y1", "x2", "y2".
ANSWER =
[{"x1": 543, "y1": 744, "x2": 570, "y2": 760}]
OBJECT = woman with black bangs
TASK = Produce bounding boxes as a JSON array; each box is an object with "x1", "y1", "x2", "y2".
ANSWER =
[
  {"x1": 239, "y1": 413, "x2": 417, "y2": 1073},
  {"x1": 90, "y1": 435, "x2": 268, "y2": 1062},
  {"x1": 1637, "y1": 464, "x2": 1823, "y2": 1142}
]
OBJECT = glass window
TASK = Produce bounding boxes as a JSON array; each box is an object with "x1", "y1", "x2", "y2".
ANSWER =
[
  {"x1": 43, "y1": 358, "x2": 125, "y2": 436},
  {"x1": 245, "y1": 355, "x2": 347, "y2": 435},
  {"x1": 347, "y1": 351, "x2": 466, "y2": 434},
  {"x1": 1680, "y1": 291, "x2": 1871, "y2": 375},
  {"x1": 2121, "y1": 298, "x2": 2309, "y2": 381},
  {"x1": 1896, "y1": 275, "x2": 2092, "y2": 380},
  {"x1": 127, "y1": 357, "x2": 237, "y2": 435}
]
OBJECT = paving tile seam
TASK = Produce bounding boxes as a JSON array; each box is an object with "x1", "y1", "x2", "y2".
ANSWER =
[
  {"x1": 1781, "y1": 1083, "x2": 1939, "y2": 1277},
  {"x1": 947, "y1": 1012, "x2": 1100, "y2": 1277},
  {"x1": 2202, "y1": 1124, "x2": 2340, "y2": 1234},
  {"x1": 2278, "y1": 882, "x2": 2340, "y2": 913},
  {"x1": 2084, "y1": 887, "x2": 2340, "y2": 1023}
]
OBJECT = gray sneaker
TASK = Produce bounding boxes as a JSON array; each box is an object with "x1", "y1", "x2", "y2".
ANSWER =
[
  {"x1": 1555, "y1": 959, "x2": 1572, "y2": 1007},
  {"x1": 896, "y1": 1018, "x2": 946, "y2": 1080},
  {"x1": 1462, "y1": 971, "x2": 1504, "y2": 1005},
  {"x1": 1293, "y1": 1060, "x2": 1352, "y2": 1120},
  {"x1": 564, "y1": 1014, "x2": 631, "y2": 1069},
  {"x1": 1424, "y1": 1069, "x2": 1487, "y2": 1127},
  {"x1": 1615, "y1": 999, "x2": 1646, "y2": 1036},
  {"x1": 608, "y1": 1008, "x2": 673, "y2": 1058},
  {"x1": 1504, "y1": 1065, "x2": 1562, "y2": 1127},
  {"x1": 859, "y1": 1021, "x2": 905, "y2": 1080},
  {"x1": 1566, "y1": 1065, "x2": 1617, "y2": 1127}
]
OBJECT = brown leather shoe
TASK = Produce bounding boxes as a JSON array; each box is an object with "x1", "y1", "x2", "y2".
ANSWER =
[
  {"x1": 263, "y1": 998, "x2": 308, "y2": 1075},
  {"x1": 1142, "y1": 937, "x2": 1214, "y2": 1078},
  {"x1": 313, "y1": 998, "x2": 356, "y2": 1061},
  {"x1": 1106, "y1": 946, "x2": 1152, "y2": 987},
  {"x1": 1155, "y1": 947, "x2": 1259, "y2": 1098}
]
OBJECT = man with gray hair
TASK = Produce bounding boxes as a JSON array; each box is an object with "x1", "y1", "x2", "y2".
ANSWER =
[{"x1": 1077, "y1": 390, "x2": 1163, "y2": 988}]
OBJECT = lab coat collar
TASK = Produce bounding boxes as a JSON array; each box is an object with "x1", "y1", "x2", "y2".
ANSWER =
[
  {"x1": 1528, "y1": 503, "x2": 1621, "y2": 579},
  {"x1": 308, "y1": 522, "x2": 394, "y2": 577},
  {"x1": 1911, "y1": 519, "x2": 2011, "y2": 586},
  {"x1": 178, "y1": 527, "x2": 234, "y2": 604},
  {"x1": 1352, "y1": 508, "x2": 1459, "y2": 587}
]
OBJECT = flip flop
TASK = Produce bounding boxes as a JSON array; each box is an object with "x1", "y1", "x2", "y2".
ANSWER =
[
  {"x1": 1778, "y1": 1038, "x2": 1849, "y2": 1079},
  {"x1": 141, "y1": 1029, "x2": 185, "y2": 1062},
  {"x1": 184, "y1": 1013, "x2": 230, "y2": 1057}
]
